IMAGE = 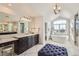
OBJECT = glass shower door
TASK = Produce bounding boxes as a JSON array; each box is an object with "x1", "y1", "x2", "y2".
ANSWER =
[{"x1": 74, "y1": 13, "x2": 79, "y2": 46}]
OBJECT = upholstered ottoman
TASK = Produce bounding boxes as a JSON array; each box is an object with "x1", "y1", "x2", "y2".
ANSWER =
[{"x1": 38, "y1": 44, "x2": 68, "y2": 56}]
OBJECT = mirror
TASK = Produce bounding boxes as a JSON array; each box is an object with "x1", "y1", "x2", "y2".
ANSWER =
[
  {"x1": 0, "y1": 22, "x2": 18, "y2": 33},
  {"x1": 0, "y1": 12, "x2": 18, "y2": 34}
]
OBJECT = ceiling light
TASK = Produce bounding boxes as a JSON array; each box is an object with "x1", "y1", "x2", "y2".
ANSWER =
[
  {"x1": 53, "y1": 4, "x2": 61, "y2": 14},
  {"x1": 8, "y1": 3, "x2": 12, "y2": 6}
]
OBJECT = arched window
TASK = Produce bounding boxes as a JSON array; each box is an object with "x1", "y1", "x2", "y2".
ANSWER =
[{"x1": 51, "y1": 19, "x2": 67, "y2": 35}]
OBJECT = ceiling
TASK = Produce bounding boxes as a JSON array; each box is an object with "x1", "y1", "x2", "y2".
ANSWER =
[{"x1": 0, "y1": 3, "x2": 79, "y2": 17}]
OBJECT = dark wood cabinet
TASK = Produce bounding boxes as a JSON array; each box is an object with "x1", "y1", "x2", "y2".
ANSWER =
[
  {"x1": 0, "y1": 41, "x2": 14, "y2": 47},
  {"x1": 34, "y1": 34, "x2": 39, "y2": 44},
  {"x1": 14, "y1": 37, "x2": 28, "y2": 55},
  {"x1": 27, "y1": 35, "x2": 36, "y2": 48},
  {"x1": 14, "y1": 34, "x2": 39, "y2": 55},
  {"x1": 27, "y1": 36, "x2": 33, "y2": 48},
  {"x1": 19, "y1": 37, "x2": 28, "y2": 50},
  {"x1": 0, "y1": 34, "x2": 39, "y2": 55}
]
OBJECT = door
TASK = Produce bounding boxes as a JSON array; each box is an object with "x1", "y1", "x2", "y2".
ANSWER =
[{"x1": 45, "y1": 22, "x2": 47, "y2": 40}]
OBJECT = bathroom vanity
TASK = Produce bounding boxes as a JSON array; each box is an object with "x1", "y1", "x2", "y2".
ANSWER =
[
  {"x1": 0, "y1": 34, "x2": 39, "y2": 55},
  {"x1": 14, "y1": 34, "x2": 39, "y2": 55},
  {"x1": 0, "y1": 12, "x2": 39, "y2": 56}
]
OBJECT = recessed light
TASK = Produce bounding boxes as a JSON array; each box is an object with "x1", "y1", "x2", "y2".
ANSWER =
[{"x1": 8, "y1": 3, "x2": 12, "y2": 6}]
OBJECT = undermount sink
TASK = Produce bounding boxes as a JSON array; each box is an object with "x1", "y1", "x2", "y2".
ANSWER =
[{"x1": 26, "y1": 32, "x2": 34, "y2": 34}]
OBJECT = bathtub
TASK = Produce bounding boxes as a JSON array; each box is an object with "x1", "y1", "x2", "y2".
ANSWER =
[{"x1": 51, "y1": 35, "x2": 68, "y2": 44}]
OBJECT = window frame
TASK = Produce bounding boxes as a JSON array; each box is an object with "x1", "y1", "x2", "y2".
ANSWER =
[{"x1": 51, "y1": 19, "x2": 67, "y2": 35}]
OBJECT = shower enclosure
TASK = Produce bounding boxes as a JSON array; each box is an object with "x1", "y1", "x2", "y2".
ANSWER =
[{"x1": 74, "y1": 13, "x2": 79, "y2": 46}]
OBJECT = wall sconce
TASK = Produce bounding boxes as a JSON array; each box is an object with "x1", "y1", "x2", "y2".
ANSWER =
[{"x1": 20, "y1": 16, "x2": 31, "y2": 22}]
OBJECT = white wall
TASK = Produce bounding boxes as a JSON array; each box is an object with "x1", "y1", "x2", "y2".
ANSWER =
[
  {"x1": 29, "y1": 16, "x2": 45, "y2": 44},
  {"x1": 70, "y1": 17, "x2": 75, "y2": 43},
  {"x1": 46, "y1": 21, "x2": 51, "y2": 41},
  {"x1": 44, "y1": 10, "x2": 75, "y2": 44}
]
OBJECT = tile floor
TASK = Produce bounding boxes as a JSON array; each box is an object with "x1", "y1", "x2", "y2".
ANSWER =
[
  {"x1": 19, "y1": 44, "x2": 44, "y2": 56},
  {"x1": 19, "y1": 40, "x2": 79, "y2": 56}
]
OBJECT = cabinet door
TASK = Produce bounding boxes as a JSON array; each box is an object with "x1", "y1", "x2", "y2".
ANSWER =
[
  {"x1": 34, "y1": 34, "x2": 39, "y2": 44},
  {"x1": 19, "y1": 37, "x2": 27, "y2": 48},
  {"x1": 14, "y1": 40, "x2": 19, "y2": 55},
  {"x1": 27, "y1": 36, "x2": 32, "y2": 48},
  {"x1": 14, "y1": 37, "x2": 28, "y2": 55},
  {"x1": 32, "y1": 35, "x2": 35, "y2": 46},
  {"x1": 19, "y1": 37, "x2": 28, "y2": 53},
  {"x1": 23, "y1": 37, "x2": 28, "y2": 50}
]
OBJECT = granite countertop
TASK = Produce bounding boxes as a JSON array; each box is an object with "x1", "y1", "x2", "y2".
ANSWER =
[
  {"x1": 14, "y1": 33, "x2": 38, "y2": 38},
  {"x1": 0, "y1": 38, "x2": 18, "y2": 44},
  {"x1": 0, "y1": 33, "x2": 38, "y2": 44}
]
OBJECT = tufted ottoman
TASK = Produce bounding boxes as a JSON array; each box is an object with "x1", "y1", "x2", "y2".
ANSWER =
[{"x1": 38, "y1": 44, "x2": 68, "y2": 56}]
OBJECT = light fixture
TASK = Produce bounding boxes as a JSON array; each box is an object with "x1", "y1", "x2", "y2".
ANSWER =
[
  {"x1": 21, "y1": 16, "x2": 31, "y2": 22},
  {"x1": 8, "y1": 3, "x2": 12, "y2": 7},
  {"x1": 3, "y1": 16, "x2": 10, "y2": 23},
  {"x1": 53, "y1": 4, "x2": 61, "y2": 14}
]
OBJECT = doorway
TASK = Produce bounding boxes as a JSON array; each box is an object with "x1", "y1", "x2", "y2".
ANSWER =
[
  {"x1": 20, "y1": 23, "x2": 25, "y2": 33},
  {"x1": 45, "y1": 22, "x2": 47, "y2": 40}
]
